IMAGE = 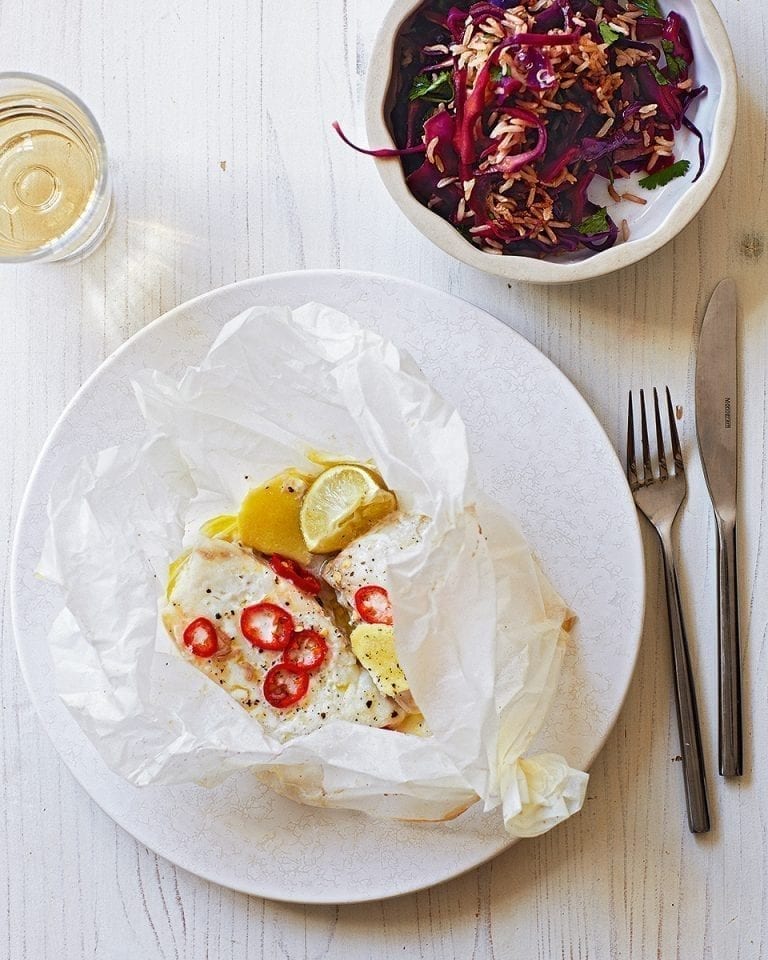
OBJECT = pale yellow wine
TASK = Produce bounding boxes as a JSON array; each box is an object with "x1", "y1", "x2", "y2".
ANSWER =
[{"x1": 0, "y1": 105, "x2": 98, "y2": 255}]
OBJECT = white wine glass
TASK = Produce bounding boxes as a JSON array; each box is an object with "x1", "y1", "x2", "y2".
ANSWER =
[{"x1": 0, "y1": 72, "x2": 112, "y2": 264}]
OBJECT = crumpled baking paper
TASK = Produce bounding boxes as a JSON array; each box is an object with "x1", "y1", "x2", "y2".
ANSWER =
[{"x1": 39, "y1": 302, "x2": 588, "y2": 837}]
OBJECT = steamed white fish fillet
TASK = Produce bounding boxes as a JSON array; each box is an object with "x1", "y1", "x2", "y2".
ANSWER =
[
  {"x1": 163, "y1": 538, "x2": 402, "y2": 742},
  {"x1": 323, "y1": 512, "x2": 427, "y2": 714},
  {"x1": 323, "y1": 512, "x2": 427, "y2": 618}
]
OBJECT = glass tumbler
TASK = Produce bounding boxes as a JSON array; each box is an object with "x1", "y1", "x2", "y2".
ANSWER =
[{"x1": 0, "y1": 72, "x2": 112, "y2": 263}]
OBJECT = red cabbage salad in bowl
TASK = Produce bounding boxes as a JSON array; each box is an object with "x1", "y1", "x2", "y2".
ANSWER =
[{"x1": 335, "y1": 0, "x2": 706, "y2": 259}]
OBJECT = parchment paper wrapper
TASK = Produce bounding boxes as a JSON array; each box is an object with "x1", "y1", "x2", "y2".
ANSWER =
[{"x1": 39, "y1": 303, "x2": 588, "y2": 837}]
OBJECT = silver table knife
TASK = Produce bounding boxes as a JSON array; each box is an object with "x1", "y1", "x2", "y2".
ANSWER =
[{"x1": 695, "y1": 278, "x2": 742, "y2": 777}]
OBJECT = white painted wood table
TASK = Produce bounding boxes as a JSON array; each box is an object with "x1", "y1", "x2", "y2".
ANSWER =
[{"x1": 1, "y1": 1, "x2": 766, "y2": 957}]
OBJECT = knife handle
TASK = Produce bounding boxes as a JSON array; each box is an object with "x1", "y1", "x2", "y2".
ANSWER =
[
  {"x1": 659, "y1": 536, "x2": 710, "y2": 833},
  {"x1": 718, "y1": 518, "x2": 743, "y2": 777}
]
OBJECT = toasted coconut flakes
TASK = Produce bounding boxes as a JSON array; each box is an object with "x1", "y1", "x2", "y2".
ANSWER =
[
  {"x1": 563, "y1": 102, "x2": 582, "y2": 112},
  {"x1": 499, "y1": 178, "x2": 517, "y2": 194},
  {"x1": 621, "y1": 218, "x2": 630, "y2": 242},
  {"x1": 483, "y1": 18, "x2": 505, "y2": 38},
  {"x1": 463, "y1": 178, "x2": 476, "y2": 201},
  {"x1": 527, "y1": 185, "x2": 536, "y2": 207},
  {"x1": 639, "y1": 104, "x2": 658, "y2": 117},
  {"x1": 540, "y1": 99, "x2": 562, "y2": 110},
  {"x1": 456, "y1": 198, "x2": 466, "y2": 221},
  {"x1": 622, "y1": 192, "x2": 647, "y2": 205},
  {"x1": 642, "y1": 130, "x2": 651, "y2": 147},
  {"x1": 549, "y1": 220, "x2": 571, "y2": 228}
]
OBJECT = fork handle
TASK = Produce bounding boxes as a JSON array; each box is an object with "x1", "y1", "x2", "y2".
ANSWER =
[
  {"x1": 659, "y1": 538, "x2": 710, "y2": 833},
  {"x1": 717, "y1": 517, "x2": 743, "y2": 777}
]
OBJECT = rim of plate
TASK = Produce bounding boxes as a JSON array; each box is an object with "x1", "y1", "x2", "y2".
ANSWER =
[{"x1": 10, "y1": 269, "x2": 645, "y2": 903}]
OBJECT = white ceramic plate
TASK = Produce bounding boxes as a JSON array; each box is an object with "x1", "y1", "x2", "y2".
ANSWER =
[
  {"x1": 364, "y1": 0, "x2": 737, "y2": 283},
  {"x1": 11, "y1": 270, "x2": 644, "y2": 904}
]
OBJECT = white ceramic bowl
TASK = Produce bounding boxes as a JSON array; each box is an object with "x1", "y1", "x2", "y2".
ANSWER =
[{"x1": 364, "y1": 0, "x2": 737, "y2": 283}]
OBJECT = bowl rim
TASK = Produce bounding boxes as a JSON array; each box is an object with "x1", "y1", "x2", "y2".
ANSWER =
[{"x1": 363, "y1": 0, "x2": 738, "y2": 284}]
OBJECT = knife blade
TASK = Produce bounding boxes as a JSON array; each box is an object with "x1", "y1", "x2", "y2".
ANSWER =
[{"x1": 695, "y1": 278, "x2": 742, "y2": 777}]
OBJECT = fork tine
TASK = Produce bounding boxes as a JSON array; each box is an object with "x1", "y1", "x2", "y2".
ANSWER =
[
  {"x1": 654, "y1": 387, "x2": 668, "y2": 480},
  {"x1": 639, "y1": 389, "x2": 652, "y2": 482},
  {"x1": 666, "y1": 386, "x2": 684, "y2": 473},
  {"x1": 626, "y1": 391, "x2": 638, "y2": 487}
]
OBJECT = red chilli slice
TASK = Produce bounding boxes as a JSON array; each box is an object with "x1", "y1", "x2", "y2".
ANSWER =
[
  {"x1": 282, "y1": 629, "x2": 328, "y2": 673},
  {"x1": 269, "y1": 554, "x2": 322, "y2": 596},
  {"x1": 240, "y1": 603, "x2": 294, "y2": 651},
  {"x1": 263, "y1": 663, "x2": 310, "y2": 709},
  {"x1": 183, "y1": 617, "x2": 219, "y2": 658},
  {"x1": 354, "y1": 585, "x2": 394, "y2": 626}
]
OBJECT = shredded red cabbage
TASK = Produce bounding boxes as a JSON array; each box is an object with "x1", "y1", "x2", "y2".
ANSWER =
[{"x1": 335, "y1": 0, "x2": 706, "y2": 258}]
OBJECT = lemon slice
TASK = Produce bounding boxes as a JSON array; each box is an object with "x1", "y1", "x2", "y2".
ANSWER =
[
  {"x1": 299, "y1": 464, "x2": 397, "y2": 553},
  {"x1": 306, "y1": 450, "x2": 386, "y2": 487},
  {"x1": 350, "y1": 623, "x2": 410, "y2": 698}
]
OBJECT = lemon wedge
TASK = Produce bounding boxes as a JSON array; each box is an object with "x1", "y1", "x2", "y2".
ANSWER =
[
  {"x1": 237, "y1": 469, "x2": 314, "y2": 563},
  {"x1": 299, "y1": 464, "x2": 397, "y2": 553},
  {"x1": 350, "y1": 623, "x2": 410, "y2": 698}
]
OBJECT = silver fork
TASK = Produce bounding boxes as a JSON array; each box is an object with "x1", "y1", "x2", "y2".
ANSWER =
[{"x1": 627, "y1": 387, "x2": 710, "y2": 834}]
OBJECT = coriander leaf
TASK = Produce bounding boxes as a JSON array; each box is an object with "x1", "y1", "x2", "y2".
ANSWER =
[
  {"x1": 661, "y1": 39, "x2": 686, "y2": 79},
  {"x1": 490, "y1": 64, "x2": 504, "y2": 83},
  {"x1": 599, "y1": 22, "x2": 621, "y2": 45},
  {"x1": 409, "y1": 70, "x2": 454, "y2": 103},
  {"x1": 639, "y1": 159, "x2": 691, "y2": 189},
  {"x1": 577, "y1": 207, "x2": 610, "y2": 236},
  {"x1": 649, "y1": 63, "x2": 669, "y2": 85},
  {"x1": 633, "y1": 0, "x2": 663, "y2": 15}
]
